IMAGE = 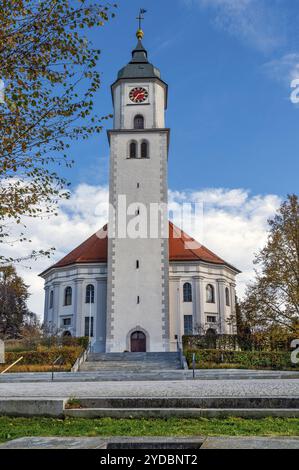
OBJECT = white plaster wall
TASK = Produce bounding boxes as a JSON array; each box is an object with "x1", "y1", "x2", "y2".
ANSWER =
[
  {"x1": 43, "y1": 265, "x2": 107, "y2": 344},
  {"x1": 42, "y1": 260, "x2": 238, "y2": 350},
  {"x1": 169, "y1": 263, "x2": 238, "y2": 338},
  {"x1": 107, "y1": 129, "x2": 169, "y2": 352}
]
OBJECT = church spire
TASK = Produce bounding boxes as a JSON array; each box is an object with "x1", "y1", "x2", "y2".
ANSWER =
[
  {"x1": 131, "y1": 9, "x2": 148, "y2": 63},
  {"x1": 116, "y1": 9, "x2": 164, "y2": 81}
]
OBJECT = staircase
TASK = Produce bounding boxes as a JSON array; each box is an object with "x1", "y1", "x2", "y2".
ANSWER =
[{"x1": 79, "y1": 352, "x2": 182, "y2": 374}]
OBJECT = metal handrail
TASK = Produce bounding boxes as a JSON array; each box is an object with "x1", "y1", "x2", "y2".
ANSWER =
[
  {"x1": 51, "y1": 355, "x2": 62, "y2": 381},
  {"x1": 0, "y1": 356, "x2": 23, "y2": 374}
]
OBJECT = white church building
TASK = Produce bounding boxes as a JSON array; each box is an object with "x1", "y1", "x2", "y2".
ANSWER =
[{"x1": 41, "y1": 27, "x2": 240, "y2": 353}]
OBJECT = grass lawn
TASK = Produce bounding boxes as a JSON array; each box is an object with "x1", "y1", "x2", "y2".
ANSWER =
[{"x1": 0, "y1": 417, "x2": 299, "y2": 443}]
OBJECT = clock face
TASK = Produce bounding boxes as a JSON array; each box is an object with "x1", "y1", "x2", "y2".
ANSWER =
[{"x1": 129, "y1": 87, "x2": 148, "y2": 103}]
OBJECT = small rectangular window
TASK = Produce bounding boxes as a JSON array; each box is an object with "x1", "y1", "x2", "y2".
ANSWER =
[
  {"x1": 84, "y1": 317, "x2": 94, "y2": 337},
  {"x1": 137, "y1": 296, "x2": 140, "y2": 304},
  {"x1": 137, "y1": 182, "x2": 140, "y2": 188},
  {"x1": 62, "y1": 317, "x2": 71, "y2": 327},
  {"x1": 207, "y1": 316, "x2": 217, "y2": 323},
  {"x1": 136, "y1": 260, "x2": 139, "y2": 269}
]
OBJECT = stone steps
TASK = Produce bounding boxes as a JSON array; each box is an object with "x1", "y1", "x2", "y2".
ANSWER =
[
  {"x1": 67, "y1": 396, "x2": 299, "y2": 409},
  {"x1": 64, "y1": 396, "x2": 299, "y2": 419},
  {"x1": 80, "y1": 365, "x2": 182, "y2": 372},
  {"x1": 87, "y1": 352, "x2": 179, "y2": 362},
  {"x1": 80, "y1": 352, "x2": 182, "y2": 372}
]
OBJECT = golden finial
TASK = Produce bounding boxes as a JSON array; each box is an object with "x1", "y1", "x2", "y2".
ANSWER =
[
  {"x1": 136, "y1": 8, "x2": 147, "y2": 40},
  {"x1": 136, "y1": 28, "x2": 144, "y2": 40}
]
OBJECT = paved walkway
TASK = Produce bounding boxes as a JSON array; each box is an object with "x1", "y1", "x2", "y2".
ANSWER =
[
  {"x1": 0, "y1": 369, "x2": 299, "y2": 383},
  {"x1": 0, "y1": 378, "x2": 298, "y2": 399},
  {"x1": 1, "y1": 436, "x2": 299, "y2": 449}
]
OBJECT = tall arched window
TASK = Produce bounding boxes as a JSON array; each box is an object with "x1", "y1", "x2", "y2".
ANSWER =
[
  {"x1": 129, "y1": 141, "x2": 137, "y2": 158},
  {"x1": 183, "y1": 282, "x2": 192, "y2": 302},
  {"x1": 225, "y1": 287, "x2": 230, "y2": 306},
  {"x1": 141, "y1": 141, "x2": 149, "y2": 158},
  {"x1": 206, "y1": 284, "x2": 215, "y2": 303},
  {"x1": 85, "y1": 284, "x2": 95, "y2": 304},
  {"x1": 64, "y1": 286, "x2": 72, "y2": 306},
  {"x1": 49, "y1": 290, "x2": 54, "y2": 309},
  {"x1": 134, "y1": 114, "x2": 144, "y2": 129}
]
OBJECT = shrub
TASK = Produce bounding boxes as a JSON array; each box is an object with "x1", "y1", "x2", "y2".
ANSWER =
[
  {"x1": 4, "y1": 336, "x2": 89, "y2": 352},
  {"x1": 185, "y1": 349, "x2": 299, "y2": 370},
  {"x1": 4, "y1": 346, "x2": 82, "y2": 366}
]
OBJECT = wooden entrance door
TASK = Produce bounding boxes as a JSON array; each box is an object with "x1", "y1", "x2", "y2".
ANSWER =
[{"x1": 131, "y1": 331, "x2": 146, "y2": 352}]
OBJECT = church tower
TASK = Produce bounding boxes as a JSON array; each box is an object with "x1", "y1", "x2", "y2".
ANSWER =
[{"x1": 106, "y1": 24, "x2": 170, "y2": 352}]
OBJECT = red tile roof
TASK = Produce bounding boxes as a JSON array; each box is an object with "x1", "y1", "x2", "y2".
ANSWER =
[{"x1": 40, "y1": 222, "x2": 239, "y2": 276}]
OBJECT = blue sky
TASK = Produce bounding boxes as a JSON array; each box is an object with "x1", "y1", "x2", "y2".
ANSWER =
[
  {"x1": 6, "y1": 0, "x2": 299, "y2": 314},
  {"x1": 65, "y1": 0, "x2": 299, "y2": 197}
]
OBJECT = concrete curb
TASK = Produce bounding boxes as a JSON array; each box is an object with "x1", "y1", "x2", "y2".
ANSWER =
[
  {"x1": 64, "y1": 407, "x2": 299, "y2": 419},
  {"x1": 0, "y1": 399, "x2": 65, "y2": 417},
  {"x1": 70, "y1": 396, "x2": 299, "y2": 409}
]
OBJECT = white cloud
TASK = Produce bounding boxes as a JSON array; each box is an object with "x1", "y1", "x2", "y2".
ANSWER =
[
  {"x1": 2, "y1": 184, "x2": 281, "y2": 319},
  {"x1": 2, "y1": 184, "x2": 109, "y2": 319},
  {"x1": 182, "y1": 0, "x2": 284, "y2": 52},
  {"x1": 263, "y1": 53, "x2": 299, "y2": 86},
  {"x1": 169, "y1": 189, "x2": 281, "y2": 297}
]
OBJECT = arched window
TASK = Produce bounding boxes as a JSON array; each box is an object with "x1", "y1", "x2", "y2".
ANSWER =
[
  {"x1": 206, "y1": 284, "x2": 215, "y2": 303},
  {"x1": 141, "y1": 141, "x2": 149, "y2": 158},
  {"x1": 183, "y1": 282, "x2": 192, "y2": 302},
  {"x1": 129, "y1": 141, "x2": 137, "y2": 158},
  {"x1": 134, "y1": 114, "x2": 144, "y2": 129},
  {"x1": 49, "y1": 290, "x2": 54, "y2": 309},
  {"x1": 85, "y1": 284, "x2": 95, "y2": 304},
  {"x1": 225, "y1": 287, "x2": 230, "y2": 306},
  {"x1": 64, "y1": 286, "x2": 72, "y2": 306}
]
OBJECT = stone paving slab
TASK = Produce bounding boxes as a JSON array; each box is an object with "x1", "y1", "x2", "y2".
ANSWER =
[
  {"x1": 1, "y1": 436, "x2": 299, "y2": 449},
  {"x1": 201, "y1": 437, "x2": 299, "y2": 449},
  {"x1": 0, "y1": 379, "x2": 298, "y2": 400},
  {"x1": 0, "y1": 437, "x2": 107, "y2": 449}
]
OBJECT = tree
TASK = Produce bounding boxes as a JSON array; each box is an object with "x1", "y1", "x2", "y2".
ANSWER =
[
  {"x1": 0, "y1": 0, "x2": 116, "y2": 264},
  {"x1": 0, "y1": 265, "x2": 36, "y2": 338},
  {"x1": 242, "y1": 194, "x2": 299, "y2": 335}
]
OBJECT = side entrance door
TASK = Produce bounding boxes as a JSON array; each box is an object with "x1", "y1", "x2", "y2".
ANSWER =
[{"x1": 131, "y1": 331, "x2": 146, "y2": 352}]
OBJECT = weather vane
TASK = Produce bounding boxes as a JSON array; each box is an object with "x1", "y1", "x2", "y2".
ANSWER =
[{"x1": 136, "y1": 8, "x2": 147, "y2": 31}]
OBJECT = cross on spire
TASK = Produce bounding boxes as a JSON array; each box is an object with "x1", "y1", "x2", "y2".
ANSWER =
[{"x1": 136, "y1": 8, "x2": 147, "y2": 31}]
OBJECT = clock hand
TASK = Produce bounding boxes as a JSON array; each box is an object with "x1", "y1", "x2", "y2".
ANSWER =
[{"x1": 134, "y1": 93, "x2": 142, "y2": 101}]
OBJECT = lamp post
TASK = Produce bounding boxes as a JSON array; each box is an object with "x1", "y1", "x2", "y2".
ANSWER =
[
  {"x1": 88, "y1": 286, "x2": 92, "y2": 351},
  {"x1": 0, "y1": 271, "x2": 6, "y2": 314}
]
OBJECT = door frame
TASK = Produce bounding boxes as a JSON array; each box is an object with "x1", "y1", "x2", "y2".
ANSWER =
[{"x1": 126, "y1": 327, "x2": 149, "y2": 352}]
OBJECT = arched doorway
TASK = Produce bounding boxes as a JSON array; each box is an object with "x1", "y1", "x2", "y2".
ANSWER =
[
  {"x1": 131, "y1": 331, "x2": 146, "y2": 352},
  {"x1": 63, "y1": 331, "x2": 71, "y2": 337}
]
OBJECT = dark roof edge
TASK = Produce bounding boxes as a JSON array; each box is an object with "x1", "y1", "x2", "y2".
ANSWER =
[{"x1": 40, "y1": 258, "x2": 241, "y2": 278}]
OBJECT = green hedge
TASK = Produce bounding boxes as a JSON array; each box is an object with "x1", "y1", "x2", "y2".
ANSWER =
[
  {"x1": 5, "y1": 346, "x2": 82, "y2": 366},
  {"x1": 4, "y1": 336, "x2": 89, "y2": 352},
  {"x1": 185, "y1": 349, "x2": 299, "y2": 370}
]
